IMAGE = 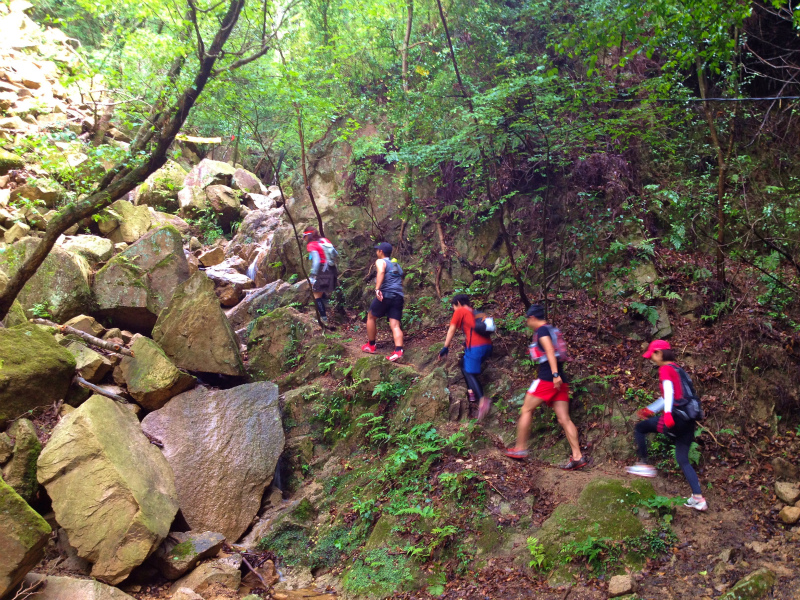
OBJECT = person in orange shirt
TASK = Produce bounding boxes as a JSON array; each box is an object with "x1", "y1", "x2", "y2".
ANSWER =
[{"x1": 437, "y1": 294, "x2": 493, "y2": 420}]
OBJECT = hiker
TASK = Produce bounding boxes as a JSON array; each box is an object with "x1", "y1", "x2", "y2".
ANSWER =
[
  {"x1": 437, "y1": 293, "x2": 493, "y2": 420},
  {"x1": 505, "y1": 304, "x2": 589, "y2": 470},
  {"x1": 626, "y1": 340, "x2": 708, "y2": 511},
  {"x1": 361, "y1": 242, "x2": 405, "y2": 362},
  {"x1": 302, "y1": 228, "x2": 338, "y2": 326}
]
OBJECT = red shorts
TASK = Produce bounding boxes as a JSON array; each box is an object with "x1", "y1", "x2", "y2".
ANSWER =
[{"x1": 527, "y1": 379, "x2": 570, "y2": 407}]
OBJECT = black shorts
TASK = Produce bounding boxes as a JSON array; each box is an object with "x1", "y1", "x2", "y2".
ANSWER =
[
  {"x1": 313, "y1": 267, "x2": 337, "y2": 294},
  {"x1": 369, "y1": 294, "x2": 404, "y2": 321}
]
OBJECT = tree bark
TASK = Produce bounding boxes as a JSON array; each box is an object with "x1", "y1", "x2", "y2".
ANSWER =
[
  {"x1": 0, "y1": 0, "x2": 249, "y2": 321},
  {"x1": 295, "y1": 104, "x2": 325, "y2": 236}
]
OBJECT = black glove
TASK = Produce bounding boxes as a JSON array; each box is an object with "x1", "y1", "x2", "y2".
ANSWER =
[{"x1": 438, "y1": 347, "x2": 449, "y2": 359}]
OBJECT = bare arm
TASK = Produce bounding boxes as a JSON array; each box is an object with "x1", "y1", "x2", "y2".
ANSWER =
[
  {"x1": 375, "y1": 259, "x2": 386, "y2": 301},
  {"x1": 539, "y1": 334, "x2": 562, "y2": 388},
  {"x1": 443, "y1": 323, "x2": 458, "y2": 347}
]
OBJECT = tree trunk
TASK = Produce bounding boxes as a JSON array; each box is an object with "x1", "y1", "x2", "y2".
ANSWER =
[
  {"x1": 401, "y1": 0, "x2": 413, "y2": 94},
  {"x1": 0, "y1": 0, "x2": 249, "y2": 321},
  {"x1": 92, "y1": 102, "x2": 114, "y2": 147},
  {"x1": 295, "y1": 104, "x2": 325, "y2": 236}
]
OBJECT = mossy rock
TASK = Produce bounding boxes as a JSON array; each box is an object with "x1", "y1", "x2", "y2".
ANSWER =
[
  {"x1": 0, "y1": 238, "x2": 93, "y2": 323},
  {"x1": 391, "y1": 367, "x2": 449, "y2": 429},
  {"x1": 282, "y1": 384, "x2": 324, "y2": 434},
  {"x1": 246, "y1": 307, "x2": 316, "y2": 382},
  {"x1": 341, "y1": 547, "x2": 415, "y2": 599},
  {"x1": 346, "y1": 355, "x2": 418, "y2": 402},
  {"x1": 2, "y1": 419, "x2": 41, "y2": 503},
  {"x1": 0, "y1": 324, "x2": 76, "y2": 425},
  {"x1": 278, "y1": 341, "x2": 346, "y2": 388},
  {"x1": 719, "y1": 568, "x2": 776, "y2": 600},
  {"x1": 535, "y1": 477, "x2": 656, "y2": 579},
  {"x1": 0, "y1": 148, "x2": 24, "y2": 175}
]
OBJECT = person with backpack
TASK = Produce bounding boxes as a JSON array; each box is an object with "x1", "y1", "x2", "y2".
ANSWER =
[
  {"x1": 437, "y1": 294, "x2": 494, "y2": 420},
  {"x1": 626, "y1": 340, "x2": 708, "y2": 511},
  {"x1": 361, "y1": 242, "x2": 405, "y2": 362},
  {"x1": 302, "y1": 228, "x2": 339, "y2": 326},
  {"x1": 505, "y1": 304, "x2": 589, "y2": 470}
]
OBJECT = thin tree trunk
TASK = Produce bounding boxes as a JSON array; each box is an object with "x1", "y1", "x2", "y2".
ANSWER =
[
  {"x1": 401, "y1": 0, "x2": 413, "y2": 94},
  {"x1": 295, "y1": 104, "x2": 325, "y2": 236},
  {"x1": 0, "y1": 0, "x2": 248, "y2": 321},
  {"x1": 696, "y1": 60, "x2": 727, "y2": 283},
  {"x1": 92, "y1": 102, "x2": 114, "y2": 146},
  {"x1": 435, "y1": 0, "x2": 529, "y2": 307}
]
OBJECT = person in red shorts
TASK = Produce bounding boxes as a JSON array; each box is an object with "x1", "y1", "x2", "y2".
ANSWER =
[{"x1": 505, "y1": 304, "x2": 589, "y2": 469}]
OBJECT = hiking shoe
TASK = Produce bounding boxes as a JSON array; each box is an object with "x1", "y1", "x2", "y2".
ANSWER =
[
  {"x1": 386, "y1": 349, "x2": 403, "y2": 362},
  {"x1": 468, "y1": 389, "x2": 476, "y2": 403},
  {"x1": 560, "y1": 455, "x2": 590, "y2": 470},
  {"x1": 504, "y1": 448, "x2": 529, "y2": 460},
  {"x1": 684, "y1": 496, "x2": 708, "y2": 512},
  {"x1": 320, "y1": 316, "x2": 330, "y2": 327},
  {"x1": 361, "y1": 343, "x2": 376, "y2": 354},
  {"x1": 626, "y1": 463, "x2": 657, "y2": 478}
]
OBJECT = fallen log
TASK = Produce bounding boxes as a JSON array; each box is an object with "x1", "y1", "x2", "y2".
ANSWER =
[
  {"x1": 74, "y1": 376, "x2": 130, "y2": 404},
  {"x1": 30, "y1": 318, "x2": 134, "y2": 357}
]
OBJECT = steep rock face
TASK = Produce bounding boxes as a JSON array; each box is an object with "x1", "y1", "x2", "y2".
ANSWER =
[
  {"x1": 22, "y1": 574, "x2": 136, "y2": 600},
  {"x1": 0, "y1": 237, "x2": 93, "y2": 322},
  {"x1": 93, "y1": 226, "x2": 190, "y2": 332},
  {"x1": 0, "y1": 479, "x2": 52, "y2": 599},
  {"x1": 37, "y1": 395, "x2": 178, "y2": 584},
  {"x1": 392, "y1": 367, "x2": 449, "y2": 427},
  {"x1": 246, "y1": 307, "x2": 315, "y2": 382},
  {"x1": 0, "y1": 324, "x2": 76, "y2": 425},
  {"x1": 226, "y1": 279, "x2": 310, "y2": 331},
  {"x1": 141, "y1": 383, "x2": 284, "y2": 541},
  {"x1": 152, "y1": 272, "x2": 244, "y2": 376},
  {"x1": 119, "y1": 336, "x2": 195, "y2": 410},
  {"x1": 2, "y1": 418, "x2": 41, "y2": 503}
]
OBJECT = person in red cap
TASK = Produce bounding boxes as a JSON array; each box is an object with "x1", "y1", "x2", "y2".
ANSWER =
[{"x1": 626, "y1": 340, "x2": 708, "y2": 511}]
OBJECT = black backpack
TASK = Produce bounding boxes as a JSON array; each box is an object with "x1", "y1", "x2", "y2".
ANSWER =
[
  {"x1": 669, "y1": 364, "x2": 704, "y2": 421},
  {"x1": 472, "y1": 309, "x2": 496, "y2": 338}
]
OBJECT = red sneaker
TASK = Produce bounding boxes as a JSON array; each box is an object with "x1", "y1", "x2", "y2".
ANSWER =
[
  {"x1": 386, "y1": 349, "x2": 403, "y2": 362},
  {"x1": 361, "y1": 343, "x2": 376, "y2": 354},
  {"x1": 504, "y1": 448, "x2": 529, "y2": 460}
]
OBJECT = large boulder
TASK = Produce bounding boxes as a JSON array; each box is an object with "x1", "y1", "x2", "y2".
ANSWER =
[
  {"x1": 59, "y1": 235, "x2": 114, "y2": 265},
  {"x1": 183, "y1": 159, "x2": 237, "y2": 189},
  {"x1": 177, "y1": 185, "x2": 207, "y2": 218},
  {"x1": 232, "y1": 168, "x2": 264, "y2": 194},
  {"x1": 0, "y1": 269, "x2": 27, "y2": 328},
  {"x1": 141, "y1": 382, "x2": 284, "y2": 541},
  {"x1": 152, "y1": 272, "x2": 244, "y2": 376},
  {"x1": 134, "y1": 160, "x2": 187, "y2": 212},
  {"x1": 2, "y1": 418, "x2": 41, "y2": 503},
  {"x1": 0, "y1": 237, "x2": 93, "y2": 322},
  {"x1": 93, "y1": 225, "x2": 190, "y2": 332},
  {"x1": 0, "y1": 478, "x2": 52, "y2": 599},
  {"x1": 103, "y1": 200, "x2": 152, "y2": 244},
  {"x1": 22, "y1": 574, "x2": 135, "y2": 600},
  {"x1": 119, "y1": 336, "x2": 195, "y2": 410},
  {"x1": 391, "y1": 367, "x2": 449, "y2": 427},
  {"x1": 224, "y1": 208, "x2": 296, "y2": 286},
  {"x1": 204, "y1": 263, "x2": 254, "y2": 307},
  {"x1": 205, "y1": 185, "x2": 242, "y2": 232},
  {"x1": 246, "y1": 307, "x2": 316, "y2": 382},
  {"x1": 0, "y1": 324, "x2": 76, "y2": 425},
  {"x1": 148, "y1": 208, "x2": 190, "y2": 235},
  {"x1": 37, "y1": 395, "x2": 179, "y2": 584},
  {"x1": 226, "y1": 279, "x2": 310, "y2": 331}
]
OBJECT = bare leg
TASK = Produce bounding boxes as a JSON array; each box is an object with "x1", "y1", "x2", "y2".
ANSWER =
[
  {"x1": 366, "y1": 313, "x2": 377, "y2": 342},
  {"x1": 553, "y1": 401, "x2": 582, "y2": 460},
  {"x1": 514, "y1": 393, "x2": 545, "y2": 451},
  {"x1": 388, "y1": 318, "x2": 403, "y2": 348},
  {"x1": 313, "y1": 291, "x2": 324, "y2": 300}
]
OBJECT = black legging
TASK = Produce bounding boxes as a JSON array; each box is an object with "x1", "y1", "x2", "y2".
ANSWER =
[
  {"x1": 459, "y1": 359, "x2": 484, "y2": 399},
  {"x1": 635, "y1": 414, "x2": 702, "y2": 495}
]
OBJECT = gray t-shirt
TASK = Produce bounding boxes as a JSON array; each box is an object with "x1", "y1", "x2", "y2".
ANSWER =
[{"x1": 380, "y1": 258, "x2": 404, "y2": 298}]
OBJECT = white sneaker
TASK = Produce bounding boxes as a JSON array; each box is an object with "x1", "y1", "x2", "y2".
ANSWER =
[
  {"x1": 684, "y1": 496, "x2": 708, "y2": 511},
  {"x1": 626, "y1": 463, "x2": 657, "y2": 478}
]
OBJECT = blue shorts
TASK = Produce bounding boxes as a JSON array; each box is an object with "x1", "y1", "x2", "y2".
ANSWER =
[{"x1": 463, "y1": 344, "x2": 492, "y2": 374}]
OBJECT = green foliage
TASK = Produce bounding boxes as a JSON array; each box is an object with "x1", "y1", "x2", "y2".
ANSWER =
[
  {"x1": 526, "y1": 536, "x2": 548, "y2": 571},
  {"x1": 28, "y1": 302, "x2": 52, "y2": 319},
  {"x1": 189, "y1": 209, "x2": 224, "y2": 245},
  {"x1": 342, "y1": 548, "x2": 414, "y2": 598},
  {"x1": 256, "y1": 527, "x2": 311, "y2": 566}
]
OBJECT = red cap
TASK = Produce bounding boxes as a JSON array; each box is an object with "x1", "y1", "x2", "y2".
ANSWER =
[{"x1": 643, "y1": 340, "x2": 671, "y2": 359}]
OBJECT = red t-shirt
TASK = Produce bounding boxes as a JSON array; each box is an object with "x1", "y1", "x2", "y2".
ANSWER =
[
  {"x1": 659, "y1": 364, "x2": 684, "y2": 403},
  {"x1": 451, "y1": 306, "x2": 492, "y2": 348},
  {"x1": 306, "y1": 240, "x2": 326, "y2": 264}
]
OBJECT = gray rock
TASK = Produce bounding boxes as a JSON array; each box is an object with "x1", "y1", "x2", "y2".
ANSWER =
[
  {"x1": 183, "y1": 158, "x2": 237, "y2": 189},
  {"x1": 141, "y1": 382, "x2": 284, "y2": 541},
  {"x1": 170, "y1": 588, "x2": 204, "y2": 600},
  {"x1": 119, "y1": 336, "x2": 195, "y2": 411},
  {"x1": 772, "y1": 457, "x2": 799, "y2": 482},
  {"x1": 60, "y1": 235, "x2": 114, "y2": 264},
  {"x1": 608, "y1": 574, "x2": 634, "y2": 597},
  {"x1": 134, "y1": 160, "x2": 187, "y2": 212},
  {"x1": 150, "y1": 531, "x2": 225, "y2": 580},
  {"x1": 225, "y1": 279, "x2": 310, "y2": 331}
]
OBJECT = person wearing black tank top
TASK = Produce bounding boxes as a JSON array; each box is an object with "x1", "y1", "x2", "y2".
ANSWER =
[{"x1": 361, "y1": 242, "x2": 405, "y2": 362}]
